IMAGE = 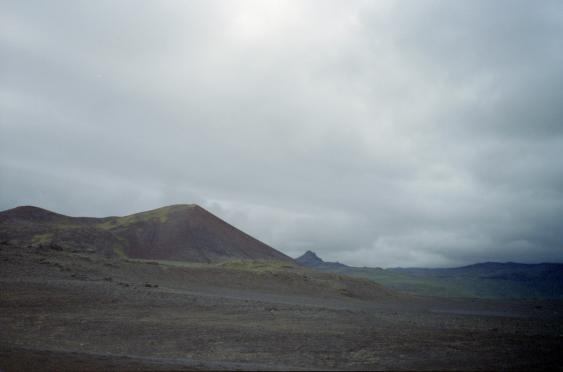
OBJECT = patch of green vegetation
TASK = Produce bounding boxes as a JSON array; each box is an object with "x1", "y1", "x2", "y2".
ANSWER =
[
  {"x1": 126, "y1": 258, "x2": 300, "y2": 272},
  {"x1": 125, "y1": 258, "x2": 210, "y2": 269},
  {"x1": 31, "y1": 233, "x2": 53, "y2": 245},
  {"x1": 96, "y1": 215, "x2": 147, "y2": 230},
  {"x1": 217, "y1": 259, "x2": 299, "y2": 272},
  {"x1": 329, "y1": 267, "x2": 476, "y2": 297},
  {"x1": 96, "y1": 218, "x2": 119, "y2": 230},
  {"x1": 97, "y1": 204, "x2": 196, "y2": 230},
  {"x1": 112, "y1": 243, "x2": 127, "y2": 258},
  {"x1": 321, "y1": 266, "x2": 563, "y2": 299}
]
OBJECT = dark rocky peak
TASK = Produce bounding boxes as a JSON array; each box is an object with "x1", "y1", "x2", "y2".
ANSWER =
[{"x1": 296, "y1": 250, "x2": 325, "y2": 266}]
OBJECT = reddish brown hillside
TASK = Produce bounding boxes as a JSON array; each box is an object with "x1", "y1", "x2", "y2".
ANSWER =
[
  {"x1": 109, "y1": 205, "x2": 292, "y2": 263},
  {"x1": 0, "y1": 204, "x2": 293, "y2": 263}
]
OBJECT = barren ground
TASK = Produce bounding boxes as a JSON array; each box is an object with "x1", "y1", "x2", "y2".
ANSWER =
[{"x1": 1, "y1": 243, "x2": 562, "y2": 371}]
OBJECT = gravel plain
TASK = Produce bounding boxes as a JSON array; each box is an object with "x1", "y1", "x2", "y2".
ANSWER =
[{"x1": 1, "y1": 243, "x2": 562, "y2": 371}]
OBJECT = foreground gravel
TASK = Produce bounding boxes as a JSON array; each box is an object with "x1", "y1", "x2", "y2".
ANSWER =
[{"x1": 1, "y1": 245, "x2": 562, "y2": 370}]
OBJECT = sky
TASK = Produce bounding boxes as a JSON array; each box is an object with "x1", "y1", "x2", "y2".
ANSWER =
[{"x1": 1, "y1": 0, "x2": 563, "y2": 267}]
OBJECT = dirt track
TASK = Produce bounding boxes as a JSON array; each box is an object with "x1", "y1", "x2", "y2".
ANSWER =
[{"x1": 1, "y1": 244, "x2": 562, "y2": 371}]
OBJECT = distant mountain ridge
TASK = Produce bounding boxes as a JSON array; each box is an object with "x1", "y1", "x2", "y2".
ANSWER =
[
  {"x1": 392, "y1": 262, "x2": 563, "y2": 280},
  {"x1": 296, "y1": 251, "x2": 563, "y2": 299},
  {"x1": 0, "y1": 205, "x2": 292, "y2": 263}
]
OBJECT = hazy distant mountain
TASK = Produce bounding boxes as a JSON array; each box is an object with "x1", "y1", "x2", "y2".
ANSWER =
[
  {"x1": 297, "y1": 251, "x2": 563, "y2": 299},
  {"x1": 0, "y1": 205, "x2": 292, "y2": 263},
  {"x1": 391, "y1": 262, "x2": 563, "y2": 281}
]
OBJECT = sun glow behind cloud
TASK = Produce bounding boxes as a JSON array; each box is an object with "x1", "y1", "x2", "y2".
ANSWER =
[{"x1": 228, "y1": 0, "x2": 298, "y2": 43}]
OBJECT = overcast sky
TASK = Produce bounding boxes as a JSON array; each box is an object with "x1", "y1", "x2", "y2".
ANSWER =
[{"x1": 1, "y1": 0, "x2": 563, "y2": 267}]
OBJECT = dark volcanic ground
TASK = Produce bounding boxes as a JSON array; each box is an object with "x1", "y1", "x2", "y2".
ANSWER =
[{"x1": 1, "y1": 243, "x2": 562, "y2": 371}]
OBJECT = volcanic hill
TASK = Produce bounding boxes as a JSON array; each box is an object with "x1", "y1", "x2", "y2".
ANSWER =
[{"x1": 0, "y1": 204, "x2": 292, "y2": 263}]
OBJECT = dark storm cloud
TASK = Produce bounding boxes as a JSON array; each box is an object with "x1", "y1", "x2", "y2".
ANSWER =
[{"x1": 1, "y1": 0, "x2": 562, "y2": 267}]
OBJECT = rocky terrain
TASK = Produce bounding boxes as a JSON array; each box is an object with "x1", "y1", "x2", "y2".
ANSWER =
[
  {"x1": 1, "y1": 206, "x2": 562, "y2": 370},
  {"x1": 1, "y1": 241, "x2": 562, "y2": 370}
]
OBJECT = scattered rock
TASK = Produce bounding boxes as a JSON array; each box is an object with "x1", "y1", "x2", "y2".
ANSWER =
[{"x1": 49, "y1": 243, "x2": 63, "y2": 251}]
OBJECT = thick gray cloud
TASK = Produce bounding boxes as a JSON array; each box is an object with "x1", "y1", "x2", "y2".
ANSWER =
[{"x1": 1, "y1": 0, "x2": 562, "y2": 267}]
